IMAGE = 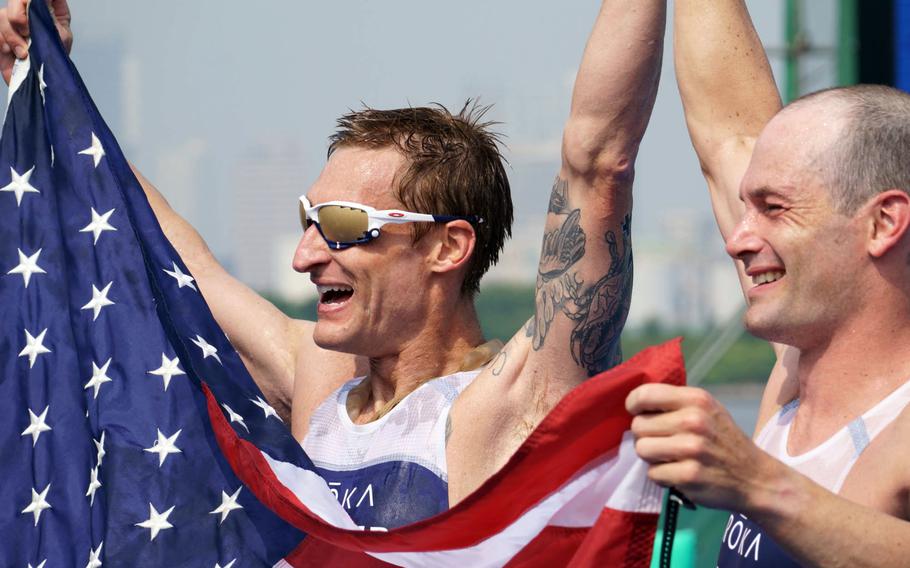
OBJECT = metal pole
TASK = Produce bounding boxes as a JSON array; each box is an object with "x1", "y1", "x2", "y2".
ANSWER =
[
  {"x1": 785, "y1": 0, "x2": 802, "y2": 102},
  {"x1": 838, "y1": 0, "x2": 859, "y2": 85}
]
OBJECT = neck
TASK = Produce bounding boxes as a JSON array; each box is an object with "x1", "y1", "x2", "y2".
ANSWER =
[
  {"x1": 795, "y1": 298, "x2": 910, "y2": 427},
  {"x1": 350, "y1": 296, "x2": 485, "y2": 423}
]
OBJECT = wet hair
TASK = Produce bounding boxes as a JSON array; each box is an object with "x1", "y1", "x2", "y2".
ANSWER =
[
  {"x1": 793, "y1": 84, "x2": 910, "y2": 214},
  {"x1": 327, "y1": 101, "x2": 513, "y2": 296}
]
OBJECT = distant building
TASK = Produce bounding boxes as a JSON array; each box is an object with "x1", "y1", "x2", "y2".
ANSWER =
[
  {"x1": 626, "y1": 211, "x2": 742, "y2": 331},
  {"x1": 231, "y1": 140, "x2": 311, "y2": 294}
]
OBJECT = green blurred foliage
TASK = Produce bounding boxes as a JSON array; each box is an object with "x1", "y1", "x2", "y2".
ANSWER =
[
  {"x1": 264, "y1": 283, "x2": 775, "y2": 384},
  {"x1": 621, "y1": 319, "x2": 775, "y2": 384}
]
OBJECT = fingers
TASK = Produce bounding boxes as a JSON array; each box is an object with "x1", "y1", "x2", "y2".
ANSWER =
[
  {"x1": 49, "y1": 0, "x2": 72, "y2": 54},
  {"x1": 630, "y1": 405, "x2": 710, "y2": 437},
  {"x1": 625, "y1": 383, "x2": 716, "y2": 415},
  {"x1": 0, "y1": 1, "x2": 28, "y2": 60},
  {"x1": 635, "y1": 432, "x2": 709, "y2": 464},
  {"x1": 645, "y1": 460, "x2": 704, "y2": 490},
  {"x1": 50, "y1": 0, "x2": 71, "y2": 26}
]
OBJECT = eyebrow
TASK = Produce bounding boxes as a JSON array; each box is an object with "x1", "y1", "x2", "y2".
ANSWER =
[{"x1": 741, "y1": 186, "x2": 791, "y2": 202}]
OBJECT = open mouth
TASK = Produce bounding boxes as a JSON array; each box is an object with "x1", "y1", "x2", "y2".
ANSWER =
[
  {"x1": 317, "y1": 284, "x2": 354, "y2": 305},
  {"x1": 751, "y1": 271, "x2": 784, "y2": 287}
]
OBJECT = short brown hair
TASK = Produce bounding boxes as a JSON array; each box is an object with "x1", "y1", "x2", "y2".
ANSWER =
[
  {"x1": 794, "y1": 85, "x2": 910, "y2": 213},
  {"x1": 327, "y1": 101, "x2": 513, "y2": 296}
]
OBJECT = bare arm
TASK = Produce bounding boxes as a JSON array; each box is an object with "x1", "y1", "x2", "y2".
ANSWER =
[
  {"x1": 675, "y1": 0, "x2": 781, "y2": 239},
  {"x1": 747, "y1": 463, "x2": 910, "y2": 568},
  {"x1": 629, "y1": 383, "x2": 910, "y2": 568},
  {"x1": 522, "y1": 0, "x2": 665, "y2": 393},
  {"x1": 132, "y1": 168, "x2": 355, "y2": 421},
  {"x1": 676, "y1": 0, "x2": 793, "y2": 412}
]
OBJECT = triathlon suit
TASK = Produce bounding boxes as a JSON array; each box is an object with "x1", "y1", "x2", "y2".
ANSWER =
[
  {"x1": 716, "y1": 379, "x2": 910, "y2": 567},
  {"x1": 302, "y1": 370, "x2": 480, "y2": 530}
]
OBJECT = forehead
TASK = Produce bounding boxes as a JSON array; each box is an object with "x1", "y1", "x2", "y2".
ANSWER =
[
  {"x1": 308, "y1": 146, "x2": 406, "y2": 207},
  {"x1": 740, "y1": 101, "x2": 846, "y2": 200}
]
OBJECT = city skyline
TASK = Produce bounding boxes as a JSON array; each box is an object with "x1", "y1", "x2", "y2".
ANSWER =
[{"x1": 8, "y1": 1, "x2": 841, "y2": 327}]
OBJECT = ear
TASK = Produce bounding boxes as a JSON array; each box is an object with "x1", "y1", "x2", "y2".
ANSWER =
[
  {"x1": 867, "y1": 190, "x2": 910, "y2": 258},
  {"x1": 428, "y1": 220, "x2": 476, "y2": 275}
]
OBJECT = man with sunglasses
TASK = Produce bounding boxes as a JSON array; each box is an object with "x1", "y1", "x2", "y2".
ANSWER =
[{"x1": 0, "y1": 0, "x2": 666, "y2": 528}]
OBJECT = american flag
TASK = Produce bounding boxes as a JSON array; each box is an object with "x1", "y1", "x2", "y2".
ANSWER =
[
  {"x1": 0, "y1": 1, "x2": 308, "y2": 565},
  {"x1": 2, "y1": 1, "x2": 682, "y2": 566}
]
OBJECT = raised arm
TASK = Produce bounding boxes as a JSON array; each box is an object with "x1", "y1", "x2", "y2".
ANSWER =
[
  {"x1": 0, "y1": 1, "x2": 354, "y2": 425},
  {"x1": 676, "y1": 0, "x2": 791, "y2": 430},
  {"x1": 675, "y1": 0, "x2": 781, "y2": 239},
  {"x1": 131, "y1": 169, "x2": 359, "y2": 428},
  {"x1": 524, "y1": 1, "x2": 665, "y2": 386}
]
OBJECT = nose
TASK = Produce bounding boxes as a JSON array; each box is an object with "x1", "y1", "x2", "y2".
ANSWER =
[
  {"x1": 724, "y1": 211, "x2": 764, "y2": 262},
  {"x1": 292, "y1": 224, "x2": 332, "y2": 273}
]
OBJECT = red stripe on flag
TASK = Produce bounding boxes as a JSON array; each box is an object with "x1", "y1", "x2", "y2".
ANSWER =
[
  {"x1": 503, "y1": 525, "x2": 590, "y2": 567},
  {"x1": 206, "y1": 338, "x2": 684, "y2": 553},
  {"x1": 567, "y1": 508, "x2": 659, "y2": 567},
  {"x1": 285, "y1": 537, "x2": 399, "y2": 567}
]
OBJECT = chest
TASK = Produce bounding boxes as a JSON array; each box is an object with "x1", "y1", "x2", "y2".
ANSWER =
[{"x1": 301, "y1": 372, "x2": 477, "y2": 526}]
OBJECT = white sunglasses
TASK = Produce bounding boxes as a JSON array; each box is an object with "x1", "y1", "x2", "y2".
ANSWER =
[{"x1": 299, "y1": 195, "x2": 482, "y2": 249}]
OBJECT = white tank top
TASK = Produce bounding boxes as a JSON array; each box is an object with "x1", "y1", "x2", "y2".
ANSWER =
[
  {"x1": 755, "y1": 379, "x2": 910, "y2": 493},
  {"x1": 301, "y1": 370, "x2": 480, "y2": 529}
]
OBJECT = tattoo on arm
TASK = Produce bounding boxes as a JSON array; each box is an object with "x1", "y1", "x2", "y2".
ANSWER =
[
  {"x1": 527, "y1": 176, "x2": 633, "y2": 376},
  {"x1": 569, "y1": 215, "x2": 632, "y2": 373},
  {"x1": 547, "y1": 175, "x2": 569, "y2": 214},
  {"x1": 526, "y1": 206, "x2": 586, "y2": 346}
]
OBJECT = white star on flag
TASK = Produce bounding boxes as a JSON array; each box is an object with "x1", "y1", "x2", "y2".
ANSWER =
[
  {"x1": 221, "y1": 403, "x2": 249, "y2": 432},
  {"x1": 209, "y1": 487, "x2": 243, "y2": 524},
  {"x1": 135, "y1": 503, "x2": 175, "y2": 541},
  {"x1": 29, "y1": 560, "x2": 47, "y2": 568},
  {"x1": 94, "y1": 431, "x2": 106, "y2": 467},
  {"x1": 7, "y1": 248, "x2": 47, "y2": 287},
  {"x1": 251, "y1": 395, "x2": 282, "y2": 421},
  {"x1": 81, "y1": 281, "x2": 115, "y2": 321},
  {"x1": 21, "y1": 406, "x2": 51, "y2": 446},
  {"x1": 0, "y1": 165, "x2": 40, "y2": 206},
  {"x1": 144, "y1": 428, "x2": 183, "y2": 467},
  {"x1": 79, "y1": 207, "x2": 117, "y2": 244},
  {"x1": 21, "y1": 484, "x2": 51, "y2": 526},
  {"x1": 163, "y1": 262, "x2": 197, "y2": 291},
  {"x1": 86, "y1": 466, "x2": 101, "y2": 506},
  {"x1": 79, "y1": 132, "x2": 106, "y2": 168},
  {"x1": 19, "y1": 327, "x2": 51, "y2": 368},
  {"x1": 190, "y1": 334, "x2": 222, "y2": 364},
  {"x1": 37, "y1": 63, "x2": 47, "y2": 102},
  {"x1": 86, "y1": 542, "x2": 103, "y2": 568},
  {"x1": 148, "y1": 354, "x2": 186, "y2": 391},
  {"x1": 83, "y1": 358, "x2": 114, "y2": 400},
  {"x1": 215, "y1": 561, "x2": 237, "y2": 568}
]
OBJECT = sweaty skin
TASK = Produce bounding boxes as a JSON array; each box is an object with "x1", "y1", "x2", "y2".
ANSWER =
[
  {"x1": 2, "y1": 0, "x2": 666, "y2": 508},
  {"x1": 626, "y1": 2, "x2": 910, "y2": 567}
]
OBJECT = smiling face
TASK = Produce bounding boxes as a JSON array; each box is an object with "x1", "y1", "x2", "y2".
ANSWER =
[
  {"x1": 726, "y1": 102, "x2": 869, "y2": 348},
  {"x1": 293, "y1": 146, "x2": 436, "y2": 357}
]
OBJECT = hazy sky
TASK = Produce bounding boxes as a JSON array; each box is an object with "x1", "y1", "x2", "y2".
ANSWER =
[{"x1": 55, "y1": 1, "x2": 832, "y2": 271}]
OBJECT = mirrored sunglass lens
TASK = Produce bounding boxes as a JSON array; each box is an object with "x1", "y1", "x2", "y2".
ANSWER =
[{"x1": 318, "y1": 205, "x2": 369, "y2": 243}]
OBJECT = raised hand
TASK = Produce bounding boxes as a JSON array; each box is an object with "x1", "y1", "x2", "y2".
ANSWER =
[{"x1": 0, "y1": 0, "x2": 72, "y2": 83}]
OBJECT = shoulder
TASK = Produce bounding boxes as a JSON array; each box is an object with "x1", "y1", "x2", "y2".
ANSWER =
[{"x1": 840, "y1": 403, "x2": 910, "y2": 518}]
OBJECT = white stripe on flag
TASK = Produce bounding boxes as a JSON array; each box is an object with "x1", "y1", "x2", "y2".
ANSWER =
[{"x1": 266, "y1": 431, "x2": 660, "y2": 568}]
